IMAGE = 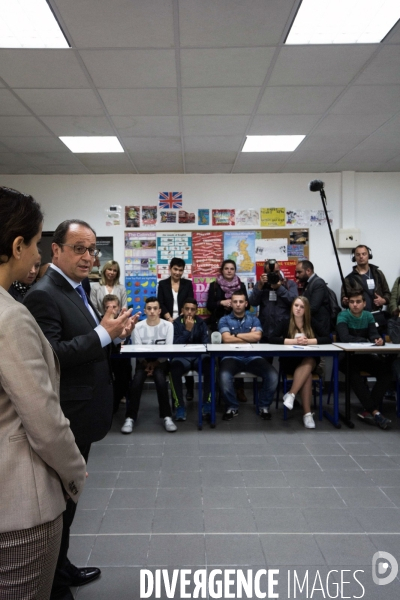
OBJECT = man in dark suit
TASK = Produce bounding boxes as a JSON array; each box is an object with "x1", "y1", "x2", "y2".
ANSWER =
[
  {"x1": 295, "y1": 260, "x2": 330, "y2": 334},
  {"x1": 24, "y1": 219, "x2": 137, "y2": 600}
]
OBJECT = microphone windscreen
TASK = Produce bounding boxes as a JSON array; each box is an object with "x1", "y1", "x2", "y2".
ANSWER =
[{"x1": 309, "y1": 179, "x2": 324, "y2": 192}]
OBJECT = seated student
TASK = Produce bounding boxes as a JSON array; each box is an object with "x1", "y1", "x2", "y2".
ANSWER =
[
  {"x1": 218, "y1": 290, "x2": 278, "y2": 421},
  {"x1": 170, "y1": 298, "x2": 211, "y2": 421},
  {"x1": 336, "y1": 290, "x2": 392, "y2": 429},
  {"x1": 103, "y1": 294, "x2": 133, "y2": 414},
  {"x1": 269, "y1": 296, "x2": 330, "y2": 429},
  {"x1": 121, "y1": 296, "x2": 176, "y2": 433}
]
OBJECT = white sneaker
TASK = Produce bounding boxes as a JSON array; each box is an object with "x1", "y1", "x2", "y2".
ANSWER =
[
  {"x1": 164, "y1": 416, "x2": 177, "y2": 432},
  {"x1": 121, "y1": 418, "x2": 134, "y2": 434},
  {"x1": 283, "y1": 392, "x2": 295, "y2": 410},
  {"x1": 303, "y1": 413, "x2": 315, "y2": 429}
]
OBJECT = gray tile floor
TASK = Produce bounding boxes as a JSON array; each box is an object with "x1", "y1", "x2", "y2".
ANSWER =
[{"x1": 70, "y1": 390, "x2": 400, "y2": 599}]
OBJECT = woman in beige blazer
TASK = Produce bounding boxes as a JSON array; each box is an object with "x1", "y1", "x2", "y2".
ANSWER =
[{"x1": 0, "y1": 187, "x2": 86, "y2": 600}]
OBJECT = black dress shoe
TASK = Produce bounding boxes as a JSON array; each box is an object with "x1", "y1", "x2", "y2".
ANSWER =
[{"x1": 68, "y1": 567, "x2": 101, "y2": 587}]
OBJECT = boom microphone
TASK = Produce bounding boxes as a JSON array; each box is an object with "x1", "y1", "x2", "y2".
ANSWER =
[{"x1": 309, "y1": 179, "x2": 325, "y2": 192}]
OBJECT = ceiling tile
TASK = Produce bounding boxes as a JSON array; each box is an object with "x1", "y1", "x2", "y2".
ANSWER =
[
  {"x1": 39, "y1": 164, "x2": 90, "y2": 174},
  {"x1": 0, "y1": 116, "x2": 51, "y2": 136},
  {"x1": 138, "y1": 165, "x2": 184, "y2": 174},
  {"x1": 77, "y1": 153, "x2": 133, "y2": 167},
  {"x1": 88, "y1": 165, "x2": 137, "y2": 174},
  {"x1": 112, "y1": 116, "x2": 180, "y2": 137},
  {"x1": 332, "y1": 85, "x2": 400, "y2": 115},
  {"x1": 128, "y1": 151, "x2": 183, "y2": 168},
  {"x1": 233, "y1": 162, "x2": 283, "y2": 173},
  {"x1": 179, "y1": 0, "x2": 292, "y2": 47},
  {"x1": 182, "y1": 87, "x2": 260, "y2": 115},
  {"x1": 236, "y1": 152, "x2": 291, "y2": 165},
  {"x1": 287, "y1": 133, "x2": 367, "y2": 164},
  {"x1": 184, "y1": 136, "x2": 242, "y2": 152},
  {"x1": 334, "y1": 159, "x2": 390, "y2": 171},
  {"x1": 312, "y1": 114, "x2": 393, "y2": 136},
  {"x1": 54, "y1": 0, "x2": 174, "y2": 48},
  {"x1": 249, "y1": 115, "x2": 321, "y2": 135},
  {"x1": 121, "y1": 137, "x2": 181, "y2": 152},
  {"x1": 41, "y1": 116, "x2": 114, "y2": 136},
  {"x1": 0, "y1": 165, "x2": 43, "y2": 174},
  {"x1": 0, "y1": 152, "x2": 37, "y2": 167},
  {"x1": 0, "y1": 137, "x2": 67, "y2": 152},
  {"x1": 99, "y1": 89, "x2": 178, "y2": 116},
  {"x1": 0, "y1": 90, "x2": 30, "y2": 116},
  {"x1": 184, "y1": 152, "x2": 237, "y2": 164},
  {"x1": 22, "y1": 152, "x2": 83, "y2": 166},
  {"x1": 257, "y1": 86, "x2": 344, "y2": 114},
  {"x1": 183, "y1": 116, "x2": 248, "y2": 136},
  {"x1": 356, "y1": 46, "x2": 400, "y2": 85},
  {"x1": 269, "y1": 46, "x2": 378, "y2": 86},
  {"x1": 185, "y1": 164, "x2": 233, "y2": 174},
  {"x1": 15, "y1": 89, "x2": 104, "y2": 116},
  {"x1": 80, "y1": 50, "x2": 177, "y2": 88},
  {"x1": 279, "y1": 163, "x2": 336, "y2": 173},
  {"x1": 0, "y1": 50, "x2": 89, "y2": 88},
  {"x1": 181, "y1": 48, "x2": 275, "y2": 87}
]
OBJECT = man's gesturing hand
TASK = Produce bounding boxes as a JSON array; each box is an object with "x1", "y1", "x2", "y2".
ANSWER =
[{"x1": 101, "y1": 306, "x2": 135, "y2": 340}]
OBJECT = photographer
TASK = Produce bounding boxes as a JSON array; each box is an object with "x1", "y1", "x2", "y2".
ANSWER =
[{"x1": 249, "y1": 260, "x2": 298, "y2": 340}]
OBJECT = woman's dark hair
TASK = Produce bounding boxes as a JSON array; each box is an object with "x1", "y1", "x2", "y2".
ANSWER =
[
  {"x1": 220, "y1": 259, "x2": 237, "y2": 273},
  {"x1": 0, "y1": 187, "x2": 43, "y2": 264}
]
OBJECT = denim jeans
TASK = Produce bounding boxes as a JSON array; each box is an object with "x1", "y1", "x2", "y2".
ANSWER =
[
  {"x1": 219, "y1": 356, "x2": 278, "y2": 409},
  {"x1": 169, "y1": 355, "x2": 210, "y2": 407}
]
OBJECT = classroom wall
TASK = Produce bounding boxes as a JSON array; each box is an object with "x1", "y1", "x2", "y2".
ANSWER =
[{"x1": 1, "y1": 171, "x2": 399, "y2": 299}]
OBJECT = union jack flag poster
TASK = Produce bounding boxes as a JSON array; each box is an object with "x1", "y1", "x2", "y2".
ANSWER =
[{"x1": 159, "y1": 192, "x2": 182, "y2": 209}]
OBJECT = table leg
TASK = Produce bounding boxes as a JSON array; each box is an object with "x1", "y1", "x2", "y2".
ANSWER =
[
  {"x1": 323, "y1": 354, "x2": 341, "y2": 428},
  {"x1": 197, "y1": 356, "x2": 203, "y2": 430},
  {"x1": 210, "y1": 355, "x2": 216, "y2": 428},
  {"x1": 338, "y1": 352, "x2": 355, "y2": 428}
]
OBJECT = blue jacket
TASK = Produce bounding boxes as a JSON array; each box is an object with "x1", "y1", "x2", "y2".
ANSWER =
[{"x1": 173, "y1": 315, "x2": 209, "y2": 345}]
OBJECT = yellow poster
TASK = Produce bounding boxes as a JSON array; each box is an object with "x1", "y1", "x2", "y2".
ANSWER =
[{"x1": 261, "y1": 207, "x2": 286, "y2": 227}]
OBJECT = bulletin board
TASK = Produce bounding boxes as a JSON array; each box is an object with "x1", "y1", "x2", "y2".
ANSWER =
[{"x1": 124, "y1": 229, "x2": 309, "y2": 317}]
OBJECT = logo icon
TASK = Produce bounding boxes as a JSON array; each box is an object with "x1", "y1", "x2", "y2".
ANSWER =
[{"x1": 372, "y1": 551, "x2": 398, "y2": 586}]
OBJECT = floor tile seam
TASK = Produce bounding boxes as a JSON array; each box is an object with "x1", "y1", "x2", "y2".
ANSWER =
[
  {"x1": 70, "y1": 531, "x2": 400, "y2": 536},
  {"x1": 376, "y1": 486, "x2": 398, "y2": 507}
]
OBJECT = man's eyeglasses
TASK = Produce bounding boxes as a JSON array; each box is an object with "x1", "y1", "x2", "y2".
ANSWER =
[{"x1": 59, "y1": 244, "x2": 100, "y2": 257}]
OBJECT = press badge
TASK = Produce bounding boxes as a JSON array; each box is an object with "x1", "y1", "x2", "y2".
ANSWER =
[
  {"x1": 269, "y1": 290, "x2": 277, "y2": 301},
  {"x1": 366, "y1": 279, "x2": 375, "y2": 290}
]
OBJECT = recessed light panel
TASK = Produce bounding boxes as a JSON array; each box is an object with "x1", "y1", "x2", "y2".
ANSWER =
[
  {"x1": 286, "y1": 0, "x2": 400, "y2": 44},
  {"x1": 0, "y1": 0, "x2": 69, "y2": 48},
  {"x1": 59, "y1": 137, "x2": 124, "y2": 153},
  {"x1": 242, "y1": 135, "x2": 305, "y2": 152}
]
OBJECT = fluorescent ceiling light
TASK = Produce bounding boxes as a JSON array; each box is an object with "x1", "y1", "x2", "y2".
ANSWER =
[
  {"x1": 242, "y1": 135, "x2": 305, "y2": 152},
  {"x1": 0, "y1": 0, "x2": 69, "y2": 48},
  {"x1": 59, "y1": 137, "x2": 124, "y2": 153},
  {"x1": 286, "y1": 0, "x2": 400, "y2": 44}
]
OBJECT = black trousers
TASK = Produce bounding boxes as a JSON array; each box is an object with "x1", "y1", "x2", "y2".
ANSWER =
[
  {"x1": 340, "y1": 354, "x2": 393, "y2": 413},
  {"x1": 125, "y1": 361, "x2": 171, "y2": 420}
]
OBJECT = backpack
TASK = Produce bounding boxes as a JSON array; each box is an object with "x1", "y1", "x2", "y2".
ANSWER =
[{"x1": 326, "y1": 286, "x2": 341, "y2": 332}]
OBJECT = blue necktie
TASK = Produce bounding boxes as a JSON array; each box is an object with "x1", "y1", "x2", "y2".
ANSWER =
[{"x1": 76, "y1": 285, "x2": 98, "y2": 324}]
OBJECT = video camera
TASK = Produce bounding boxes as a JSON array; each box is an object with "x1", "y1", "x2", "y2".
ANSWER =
[{"x1": 263, "y1": 259, "x2": 280, "y2": 288}]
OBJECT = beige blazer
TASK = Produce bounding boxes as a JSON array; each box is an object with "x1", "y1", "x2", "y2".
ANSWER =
[{"x1": 0, "y1": 287, "x2": 86, "y2": 533}]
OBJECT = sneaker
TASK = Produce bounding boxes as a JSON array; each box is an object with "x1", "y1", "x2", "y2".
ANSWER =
[
  {"x1": 121, "y1": 418, "x2": 134, "y2": 434},
  {"x1": 236, "y1": 388, "x2": 248, "y2": 403},
  {"x1": 259, "y1": 407, "x2": 272, "y2": 421},
  {"x1": 175, "y1": 406, "x2": 187, "y2": 421},
  {"x1": 357, "y1": 410, "x2": 375, "y2": 425},
  {"x1": 164, "y1": 416, "x2": 177, "y2": 432},
  {"x1": 373, "y1": 412, "x2": 391, "y2": 430},
  {"x1": 222, "y1": 408, "x2": 239, "y2": 421},
  {"x1": 303, "y1": 413, "x2": 315, "y2": 429},
  {"x1": 283, "y1": 392, "x2": 295, "y2": 410}
]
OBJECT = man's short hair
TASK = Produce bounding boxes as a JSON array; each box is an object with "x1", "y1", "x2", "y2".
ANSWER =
[
  {"x1": 145, "y1": 296, "x2": 160, "y2": 306},
  {"x1": 53, "y1": 219, "x2": 96, "y2": 246},
  {"x1": 348, "y1": 290, "x2": 366, "y2": 301},
  {"x1": 169, "y1": 257, "x2": 185, "y2": 269},
  {"x1": 102, "y1": 294, "x2": 120, "y2": 311},
  {"x1": 231, "y1": 290, "x2": 246, "y2": 300},
  {"x1": 183, "y1": 297, "x2": 198, "y2": 307},
  {"x1": 298, "y1": 259, "x2": 314, "y2": 271}
]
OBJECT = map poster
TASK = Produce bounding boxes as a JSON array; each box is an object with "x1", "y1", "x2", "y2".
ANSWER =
[
  {"x1": 212, "y1": 209, "x2": 235, "y2": 226},
  {"x1": 255, "y1": 260, "x2": 297, "y2": 283},
  {"x1": 125, "y1": 275, "x2": 157, "y2": 317},
  {"x1": 260, "y1": 207, "x2": 285, "y2": 227},
  {"x1": 125, "y1": 205, "x2": 140, "y2": 228},
  {"x1": 198, "y1": 209, "x2": 209, "y2": 226},
  {"x1": 157, "y1": 232, "x2": 192, "y2": 265},
  {"x1": 224, "y1": 231, "x2": 255, "y2": 276},
  {"x1": 192, "y1": 232, "x2": 223, "y2": 277},
  {"x1": 193, "y1": 276, "x2": 215, "y2": 317}
]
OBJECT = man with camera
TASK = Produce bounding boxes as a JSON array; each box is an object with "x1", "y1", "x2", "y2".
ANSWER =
[{"x1": 249, "y1": 259, "x2": 298, "y2": 340}]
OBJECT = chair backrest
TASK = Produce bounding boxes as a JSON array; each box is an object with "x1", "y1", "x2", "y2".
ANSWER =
[{"x1": 211, "y1": 331, "x2": 222, "y2": 344}]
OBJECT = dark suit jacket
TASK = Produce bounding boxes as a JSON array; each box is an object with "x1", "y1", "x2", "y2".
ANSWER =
[
  {"x1": 24, "y1": 268, "x2": 113, "y2": 449},
  {"x1": 302, "y1": 274, "x2": 330, "y2": 334},
  {"x1": 157, "y1": 276, "x2": 194, "y2": 319}
]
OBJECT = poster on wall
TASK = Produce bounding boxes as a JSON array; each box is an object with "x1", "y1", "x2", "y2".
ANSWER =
[
  {"x1": 256, "y1": 260, "x2": 297, "y2": 283},
  {"x1": 142, "y1": 205, "x2": 157, "y2": 227},
  {"x1": 157, "y1": 232, "x2": 192, "y2": 265},
  {"x1": 212, "y1": 209, "x2": 235, "y2": 226},
  {"x1": 198, "y1": 209, "x2": 209, "y2": 226},
  {"x1": 89, "y1": 236, "x2": 114, "y2": 282},
  {"x1": 192, "y1": 232, "x2": 223, "y2": 277},
  {"x1": 236, "y1": 209, "x2": 259, "y2": 226},
  {"x1": 160, "y1": 211, "x2": 177, "y2": 224},
  {"x1": 178, "y1": 210, "x2": 195, "y2": 224},
  {"x1": 289, "y1": 230, "x2": 309, "y2": 245},
  {"x1": 286, "y1": 209, "x2": 310, "y2": 226},
  {"x1": 159, "y1": 192, "x2": 182, "y2": 209},
  {"x1": 260, "y1": 207, "x2": 285, "y2": 227},
  {"x1": 125, "y1": 205, "x2": 140, "y2": 228},
  {"x1": 255, "y1": 238, "x2": 288, "y2": 262},
  {"x1": 310, "y1": 209, "x2": 333, "y2": 227},
  {"x1": 124, "y1": 232, "x2": 157, "y2": 315},
  {"x1": 224, "y1": 231, "x2": 255, "y2": 276},
  {"x1": 193, "y1": 276, "x2": 215, "y2": 317},
  {"x1": 125, "y1": 276, "x2": 157, "y2": 316},
  {"x1": 157, "y1": 264, "x2": 192, "y2": 281}
]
